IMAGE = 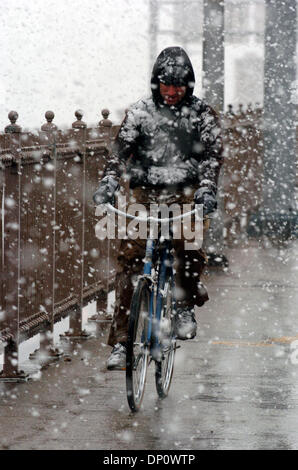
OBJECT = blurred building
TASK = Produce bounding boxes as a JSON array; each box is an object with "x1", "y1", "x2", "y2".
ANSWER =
[{"x1": 149, "y1": 0, "x2": 266, "y2": 108}]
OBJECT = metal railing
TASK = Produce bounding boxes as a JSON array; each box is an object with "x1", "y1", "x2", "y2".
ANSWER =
[{"x1": 0, "y1": 109, "x2": 120, "y2": 379}]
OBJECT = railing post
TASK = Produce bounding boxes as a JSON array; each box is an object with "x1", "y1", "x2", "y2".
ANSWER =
[
  {"x1": 72, "y1": 109, "x2": 86, "y2": 130},
  {"x1": 62, "y1": 111, "x2": 90, "y2": 339},
  {"x1": 98, "y1": 109, "x2": 112, "y2": 136},
  {"x1": 41, "y1": 111, "x2": 58, "y2": 132},
  {"x1": 98, "y1": 109, "x2": 113, "y2": 152},
  {"x1": 0, "y1": 112, "x2": 27, "y2": 381},
  {"x1": 2, "y1": 338, "x2": 18, "y2": 378},
  {"x1": 30, "y1": 112, "x2": 62, "y2": 361},
  {"x1": 89, "y1": 111, "x2": 115, "y2": 325},
  {"x1": 73, "y1": 111, "x2": 88, "y2": 333}
]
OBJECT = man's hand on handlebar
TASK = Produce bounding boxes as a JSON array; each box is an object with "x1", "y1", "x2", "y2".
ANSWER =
[
  {"x1": 194, "y1": 187, "x2": 217, "y2": 217},
  {"x1": 93, "y1": 175, "x2": 119, "y2": 206}
]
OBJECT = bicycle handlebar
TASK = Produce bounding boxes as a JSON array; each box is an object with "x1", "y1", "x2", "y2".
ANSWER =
[{"x1": 105, "y1": 203, "x2": 204, "y2": 223}]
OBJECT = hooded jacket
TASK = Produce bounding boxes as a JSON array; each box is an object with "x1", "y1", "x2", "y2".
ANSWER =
[{"x1": 104, "y1": 47, "x2": 223, "y2": 193}]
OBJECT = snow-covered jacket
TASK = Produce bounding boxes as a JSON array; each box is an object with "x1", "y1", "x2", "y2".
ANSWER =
[{"x1": 105, "y1": 47, "x2": 223, "y2": 193}]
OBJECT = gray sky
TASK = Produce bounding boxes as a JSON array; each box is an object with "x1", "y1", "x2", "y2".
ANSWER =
[{"x1": 0, "y1": 0, "x2": 152, "y2": 130}]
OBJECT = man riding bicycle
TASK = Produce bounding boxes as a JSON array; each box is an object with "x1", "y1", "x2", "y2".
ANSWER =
[{"x1": 93, "y1": 46, "x2": 223, "y2": 370}]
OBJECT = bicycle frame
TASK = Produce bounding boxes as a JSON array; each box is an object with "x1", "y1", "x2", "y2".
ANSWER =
[
  {"x1": 103, "y1": 201, "x2": 204, "y2": 352},
  {"x1": 103, "y1": 201, "x2": 204, "y2": 360},
  {"x1": 142, "y1": 236, "x2": 175, "y2": 361}
]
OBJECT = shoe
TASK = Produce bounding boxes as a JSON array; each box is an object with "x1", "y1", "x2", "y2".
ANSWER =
[
  {"x1": 196, "y1": 282, "x2": 209, "y2": 307},
  {"x1": 174, "y1": 307, "x2": 197, "y2": 340},
  {"x1": 106, "y1": 343, "x2": 127, "y2": 370}
]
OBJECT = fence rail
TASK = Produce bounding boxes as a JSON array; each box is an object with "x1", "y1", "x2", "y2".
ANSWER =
[
  {"x1": 0, "y1": 104, "x2": 296, "y2": 379},
  {"x1": 0, "y1": 110, "x2": 121, "y2": 379}
]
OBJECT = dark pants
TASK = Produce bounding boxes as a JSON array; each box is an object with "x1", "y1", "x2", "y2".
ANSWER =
[{"x1": 107, "y1": 187, "x2": 209, "y2": 347}]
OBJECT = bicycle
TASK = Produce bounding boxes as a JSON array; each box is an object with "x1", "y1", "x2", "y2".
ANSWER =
[{"x1": 106, "y1": 203, "x2": 202, "y2": 412}]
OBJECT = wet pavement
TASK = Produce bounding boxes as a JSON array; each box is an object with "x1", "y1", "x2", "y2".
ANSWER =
[{"x1": 0, "y1": 239, "x2": 298, "y2": 450}]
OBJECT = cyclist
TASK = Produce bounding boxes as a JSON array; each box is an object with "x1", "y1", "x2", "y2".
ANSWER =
[{"x1": 93, "y1": 46, "x2": 223, "y2": 370}]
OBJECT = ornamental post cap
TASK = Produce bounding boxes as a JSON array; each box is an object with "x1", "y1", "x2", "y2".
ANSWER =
[
  {"x1": 45, "y1": 110, "x2": 55, "y2": 122},
  {"x1": 72, "y1": 109, "x2": 87, "y2": 128},
  {"x1": 101, "y1": 108, "x2": 110, "y2": 119},
  {"x1": 8, "y1": 110, "x2": 19, "y2": 123},
  {"x1": 41, "y1": 111, "x2": 58, "y2": 131},
  {"x1": 5, "y1": 111, "x2": 22, "y2": 133},
  {"x1": 75, "y1": 109, "x2": 84, "y2": 120}
]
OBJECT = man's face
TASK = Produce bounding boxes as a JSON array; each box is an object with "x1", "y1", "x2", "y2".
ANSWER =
[{"x1": 159, "y1": 83, "x2": 187, "y2": 106}]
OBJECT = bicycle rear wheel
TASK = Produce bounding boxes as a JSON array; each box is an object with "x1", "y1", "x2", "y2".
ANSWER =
[
  {"x1": 126, "y1": 277, "x2": 151, "y2": 412},
  {"x1": 155, "y1": 272, "x2": 176, "y2": 398}
]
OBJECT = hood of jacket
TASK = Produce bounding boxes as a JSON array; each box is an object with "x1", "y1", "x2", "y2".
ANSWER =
[{"x1": 150, "y1": 46, "x2": 195, "y2": 107}]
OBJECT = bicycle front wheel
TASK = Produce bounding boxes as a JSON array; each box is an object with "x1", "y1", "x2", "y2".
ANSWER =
[
  {"x1": 155, "y1": 273, "x2": 176, "y2": 399},
  {"x1": 126, "y1": 277, "x2": 151, "y2": 412}
]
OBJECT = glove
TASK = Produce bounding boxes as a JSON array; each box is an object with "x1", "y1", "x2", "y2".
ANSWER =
[
  {"x1": 93, "y1": 175, "x2": 119, "y2": 206},
  {"x1": 194, "y1": 187, "x2": 217, "y2": 216}
]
